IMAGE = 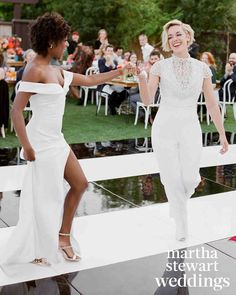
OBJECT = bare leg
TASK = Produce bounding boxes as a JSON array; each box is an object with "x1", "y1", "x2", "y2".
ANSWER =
[
  {"x1": 59, "y1": 150, "x2": 88, "y2": 258},
  {"x1": 70, "y1": 86, "x2": 80, "y2": 99}
]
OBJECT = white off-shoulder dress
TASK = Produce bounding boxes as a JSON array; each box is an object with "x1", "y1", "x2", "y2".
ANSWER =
[{"x1": 0, "y1": 70, "x2": 80, "y2": 267}]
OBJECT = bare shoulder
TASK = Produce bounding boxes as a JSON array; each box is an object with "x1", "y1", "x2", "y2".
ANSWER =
[{"x1": 21, "y1": 63, "x2": 45, "y2": 83}]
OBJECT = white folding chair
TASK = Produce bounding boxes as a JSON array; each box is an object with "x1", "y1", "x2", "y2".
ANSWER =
[
  {"x1": 96, "y1": 91, "x2": 109, "y2": 115},
  {"x1": 134, "y1": 94, "x2": 161, "y2": 129},
  {"x1": 230, "y1": 132, "x2": 236, "y2": 144},
  {"x1": 0, "y1": 124, "x2": 5, "y2": 138},
  {"x1": 221, "y1": 79, "x2": 236, "y2": 122},
  {"x1": 197, "y1": 91, "x2": 223, "y2": 125},
  {"x1": 80, "y1": 66, "x2": 99, "y2": 106}
]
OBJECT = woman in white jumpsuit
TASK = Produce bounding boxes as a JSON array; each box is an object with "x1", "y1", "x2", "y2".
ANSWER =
[{"x1": 139, "y1": 20, "x2": 228, "y2": 241}]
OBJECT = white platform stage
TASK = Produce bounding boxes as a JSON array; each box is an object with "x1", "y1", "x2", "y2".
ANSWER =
[
  {"x1": 0, "y1": 145, "x2": 236, "y2": 286},
  {"x1": 0, "y1": 144, "x2": 236, "y2": 191}
]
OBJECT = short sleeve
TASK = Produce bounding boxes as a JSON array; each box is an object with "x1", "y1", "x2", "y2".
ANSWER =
[
  {"x1": 150, "y1": 61, "x2": 161, "y2": 76},
  {"x1": 63, "y1": 70, "x2": 73, "y2": 86},
  {"x1": 202, "y1": 63, "x2": 212, "y2": 79}
]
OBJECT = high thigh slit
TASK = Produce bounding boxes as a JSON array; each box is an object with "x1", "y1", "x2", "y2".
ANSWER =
[{"x1": 0, "y1": 70, "x2": 80, "y2": 268}]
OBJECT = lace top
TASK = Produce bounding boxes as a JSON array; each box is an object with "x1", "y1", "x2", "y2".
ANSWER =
[{"x1": 150, "y1": 55, "x2": 212, "y2": 108}]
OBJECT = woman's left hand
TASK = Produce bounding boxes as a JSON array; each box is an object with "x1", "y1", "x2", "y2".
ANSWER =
[{"x1": 220, "y1": 134, "x2": 229, "y2": 154}]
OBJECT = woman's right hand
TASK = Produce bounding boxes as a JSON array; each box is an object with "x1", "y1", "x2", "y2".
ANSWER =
[
  {"x1": 219, "y1": 134, "x2": 229, "y2": 154},
  {"x1": 23, "y1": 146, "x2": 36, "y2": 161}
]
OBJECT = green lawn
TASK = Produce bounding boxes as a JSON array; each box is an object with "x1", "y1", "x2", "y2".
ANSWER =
[{"x1": 0, "y1": 98, "x2": 235, "y2": 148}]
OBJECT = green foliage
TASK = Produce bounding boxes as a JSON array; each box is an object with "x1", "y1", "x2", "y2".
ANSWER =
[
  {"x1": 0, "y1": 2, "x2": 13, "y2": 21},
  {"x1": 1, "y1": 0, "x2": 236, "y2": 62}
]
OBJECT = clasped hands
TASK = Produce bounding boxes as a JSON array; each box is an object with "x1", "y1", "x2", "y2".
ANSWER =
[{"x1": 118, "y1": 62, "x2": 144, "y2": 77}]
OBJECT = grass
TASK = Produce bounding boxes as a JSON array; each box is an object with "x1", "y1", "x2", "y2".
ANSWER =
[{"x1": 0, "y1": 98, "x2": 235, "y2": 149}]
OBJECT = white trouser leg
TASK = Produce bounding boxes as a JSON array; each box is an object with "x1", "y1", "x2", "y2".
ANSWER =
[{"x1": 152, "y1": 108, "x2": 202, "y2": 229}]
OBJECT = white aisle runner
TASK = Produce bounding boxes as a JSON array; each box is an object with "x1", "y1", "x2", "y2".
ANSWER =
[{"x1": 0, "y1": 145, "x2": 236, "y2": 286}]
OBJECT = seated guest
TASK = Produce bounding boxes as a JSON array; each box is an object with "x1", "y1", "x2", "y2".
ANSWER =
[
  {"x1": 0, "y1": 53, "x2": 6, "y2": 68},
  {"x1": 188, "y1": 42, "x2": 199, "y2": 59},
  {"x1": 200, "y1": 52, "x2": 217, "y2": 88},
  {"x1": 0, "y1": 67, "x2": 9, "y2": 132},
  {"x1": 10, "y1": 49, "x2": 36, "y2": 102},
  {"x1": 144, "y1": 50, "x2": 161, "y2": 75},
  {"x1": 123, "y1": 51, "x2": 131, "y2": 63},
  {"x1": 94, "y1": 29, "x2": 109, "y2": 50},
  {"x1": 129, "y1": 50, "x2": 161, "y2": 117},
  {"x1": 71, "y1": 45, "x2": 94, "y2": 75},
  {"x1": 114, "y1": 46, "x2": 124, "y2": 65},
  {"x1": 67, "y1": 31, "x2": 80, "y2": 55},
  {"x1": 70, "y1": 45, "x2": 94, "y2": 101},
  {"x1": 97, "y1": 44, "x2": 127, "y2": 115},
  {"x1": 128, "y1": 52, "x2": 138, "y2": 67},
  {"x1": 218, "y1": 52, "x2": 236, "y2": 101}
]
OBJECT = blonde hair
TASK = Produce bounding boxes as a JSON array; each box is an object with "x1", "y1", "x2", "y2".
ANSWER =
[
  {"x1": 161, "y1": 19, "x2": 195, "y2": 52},
  {"x1": 97, "y1": 29, "x2": 108, "y2": 40}
]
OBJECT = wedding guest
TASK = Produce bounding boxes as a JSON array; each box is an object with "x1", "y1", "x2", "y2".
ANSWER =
[
  {"x1": 114, "y1": 46, "x2": 124, "y2": 64},
  {"x1": 144, "y1": 50, "x2": 161, "y2": 75},
  {"x1": 218, "y1": 52, "x2": 236, "y2": 101},
  {"x1": 139, "y1": 34, "x2": 154, "y2": 62},
  {"x1": 67, "y1": 31, "x2": 80, "y2": 55},
  {"x1": 200, "y1": 52, "x2": 217, "y2": 88},
  {"x1": 98, "y1": 44, "x2": 128, "y2": 115},
  {"x1": 11, "y1": 49, "x2": 36, "y2": 102},
  {"x1": 128, "y1": 52, "x2": 138, "y2": 67},
  {"x1": 94, "y1": 29, "x2": 109, "y2": 50},
  {"x1": 188, "y1": 42, "x2": 199, "y2": 59},
  {"x1": 70, "y1": 45, "x2": 94, "y2": 102}
]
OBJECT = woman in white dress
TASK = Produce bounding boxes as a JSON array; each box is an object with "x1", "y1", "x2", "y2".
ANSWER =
[
  {"x1": 0, "y1": 13, "x2": 129, "y2": 267},
  {"x1": 139, "y1": 20, "x2": 228, "y2": 241}
]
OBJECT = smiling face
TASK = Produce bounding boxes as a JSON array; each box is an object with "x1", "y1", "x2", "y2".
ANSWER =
[
  {"x1": 228, "y1": 53, "x2": 236, "y2": 66},
  {"x1": 99, "y1": 30, "x2": 107, "y2": 41},
  {"x1": 130, "y1": 53, "x2": 137, "y2": 65},
  {"x1": 105, "y1": 46, "x2": 114, "y2": 56},
  {"x1": 149, "y1": 54, "x2": 160, "y2": 65},
  {"x1": 50, "y1": 38, "x2": 68, "y2": 59},
  {"x1": 139, "y1": 35, "x2": 147, "y2": 47},
  {"x1": 201, "y1": 53, "x2": 209, "y2": 65},
  {"x1": 124, "y1": 51, "x2": 131, "y2": 61},
  {"x1": 167, "y1": 25, "x2": 189, "y2": 54}
]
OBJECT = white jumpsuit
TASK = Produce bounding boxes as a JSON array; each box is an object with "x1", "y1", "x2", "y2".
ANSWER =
[{"x1": 150, "y1": 55, "x2": 212, "y2": 222}]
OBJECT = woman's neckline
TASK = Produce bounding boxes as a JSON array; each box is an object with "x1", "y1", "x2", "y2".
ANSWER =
[
  {"x1": 172, "y1": 54, "x2": 191, "y2": 61},
  {"x1": 21, "y1": 69, "x2": 66, "y2": 89}
]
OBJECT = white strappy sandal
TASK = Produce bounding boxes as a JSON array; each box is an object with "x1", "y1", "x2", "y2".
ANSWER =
[{"x1": 59, "y1": 232, "x2": 81, "y2": 262}]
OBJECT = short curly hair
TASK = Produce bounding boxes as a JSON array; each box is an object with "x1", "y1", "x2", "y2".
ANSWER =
[{"x1": 30, "y1": 12, "x2": 70, "y2": 56}]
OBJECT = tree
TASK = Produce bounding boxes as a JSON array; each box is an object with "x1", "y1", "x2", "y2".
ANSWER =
[
  {"x1": 0, "y1": 2, "x2": 13, "y2": 21},
  {"x1": 19, "y1": 0, "x2": 178, "y2": 49},
  {"x1": 1, "y1": 0, "x2": 236, "y2": 68},
  {"x1": 157, "y1": 0, "x2": 236, "y2": 68}
]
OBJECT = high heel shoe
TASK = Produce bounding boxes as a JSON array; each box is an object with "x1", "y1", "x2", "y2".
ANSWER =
[
  {"x1": 59, "y1": 232, "x2": 81, "y2": 262},
  {"x1": 31, "y1": 258, "x2": 51, "y2": 266}
]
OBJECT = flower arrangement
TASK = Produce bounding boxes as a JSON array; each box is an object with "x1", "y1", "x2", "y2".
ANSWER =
[{"x1": 0, "y1": 35, "x2": 23, "y2": 61}]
